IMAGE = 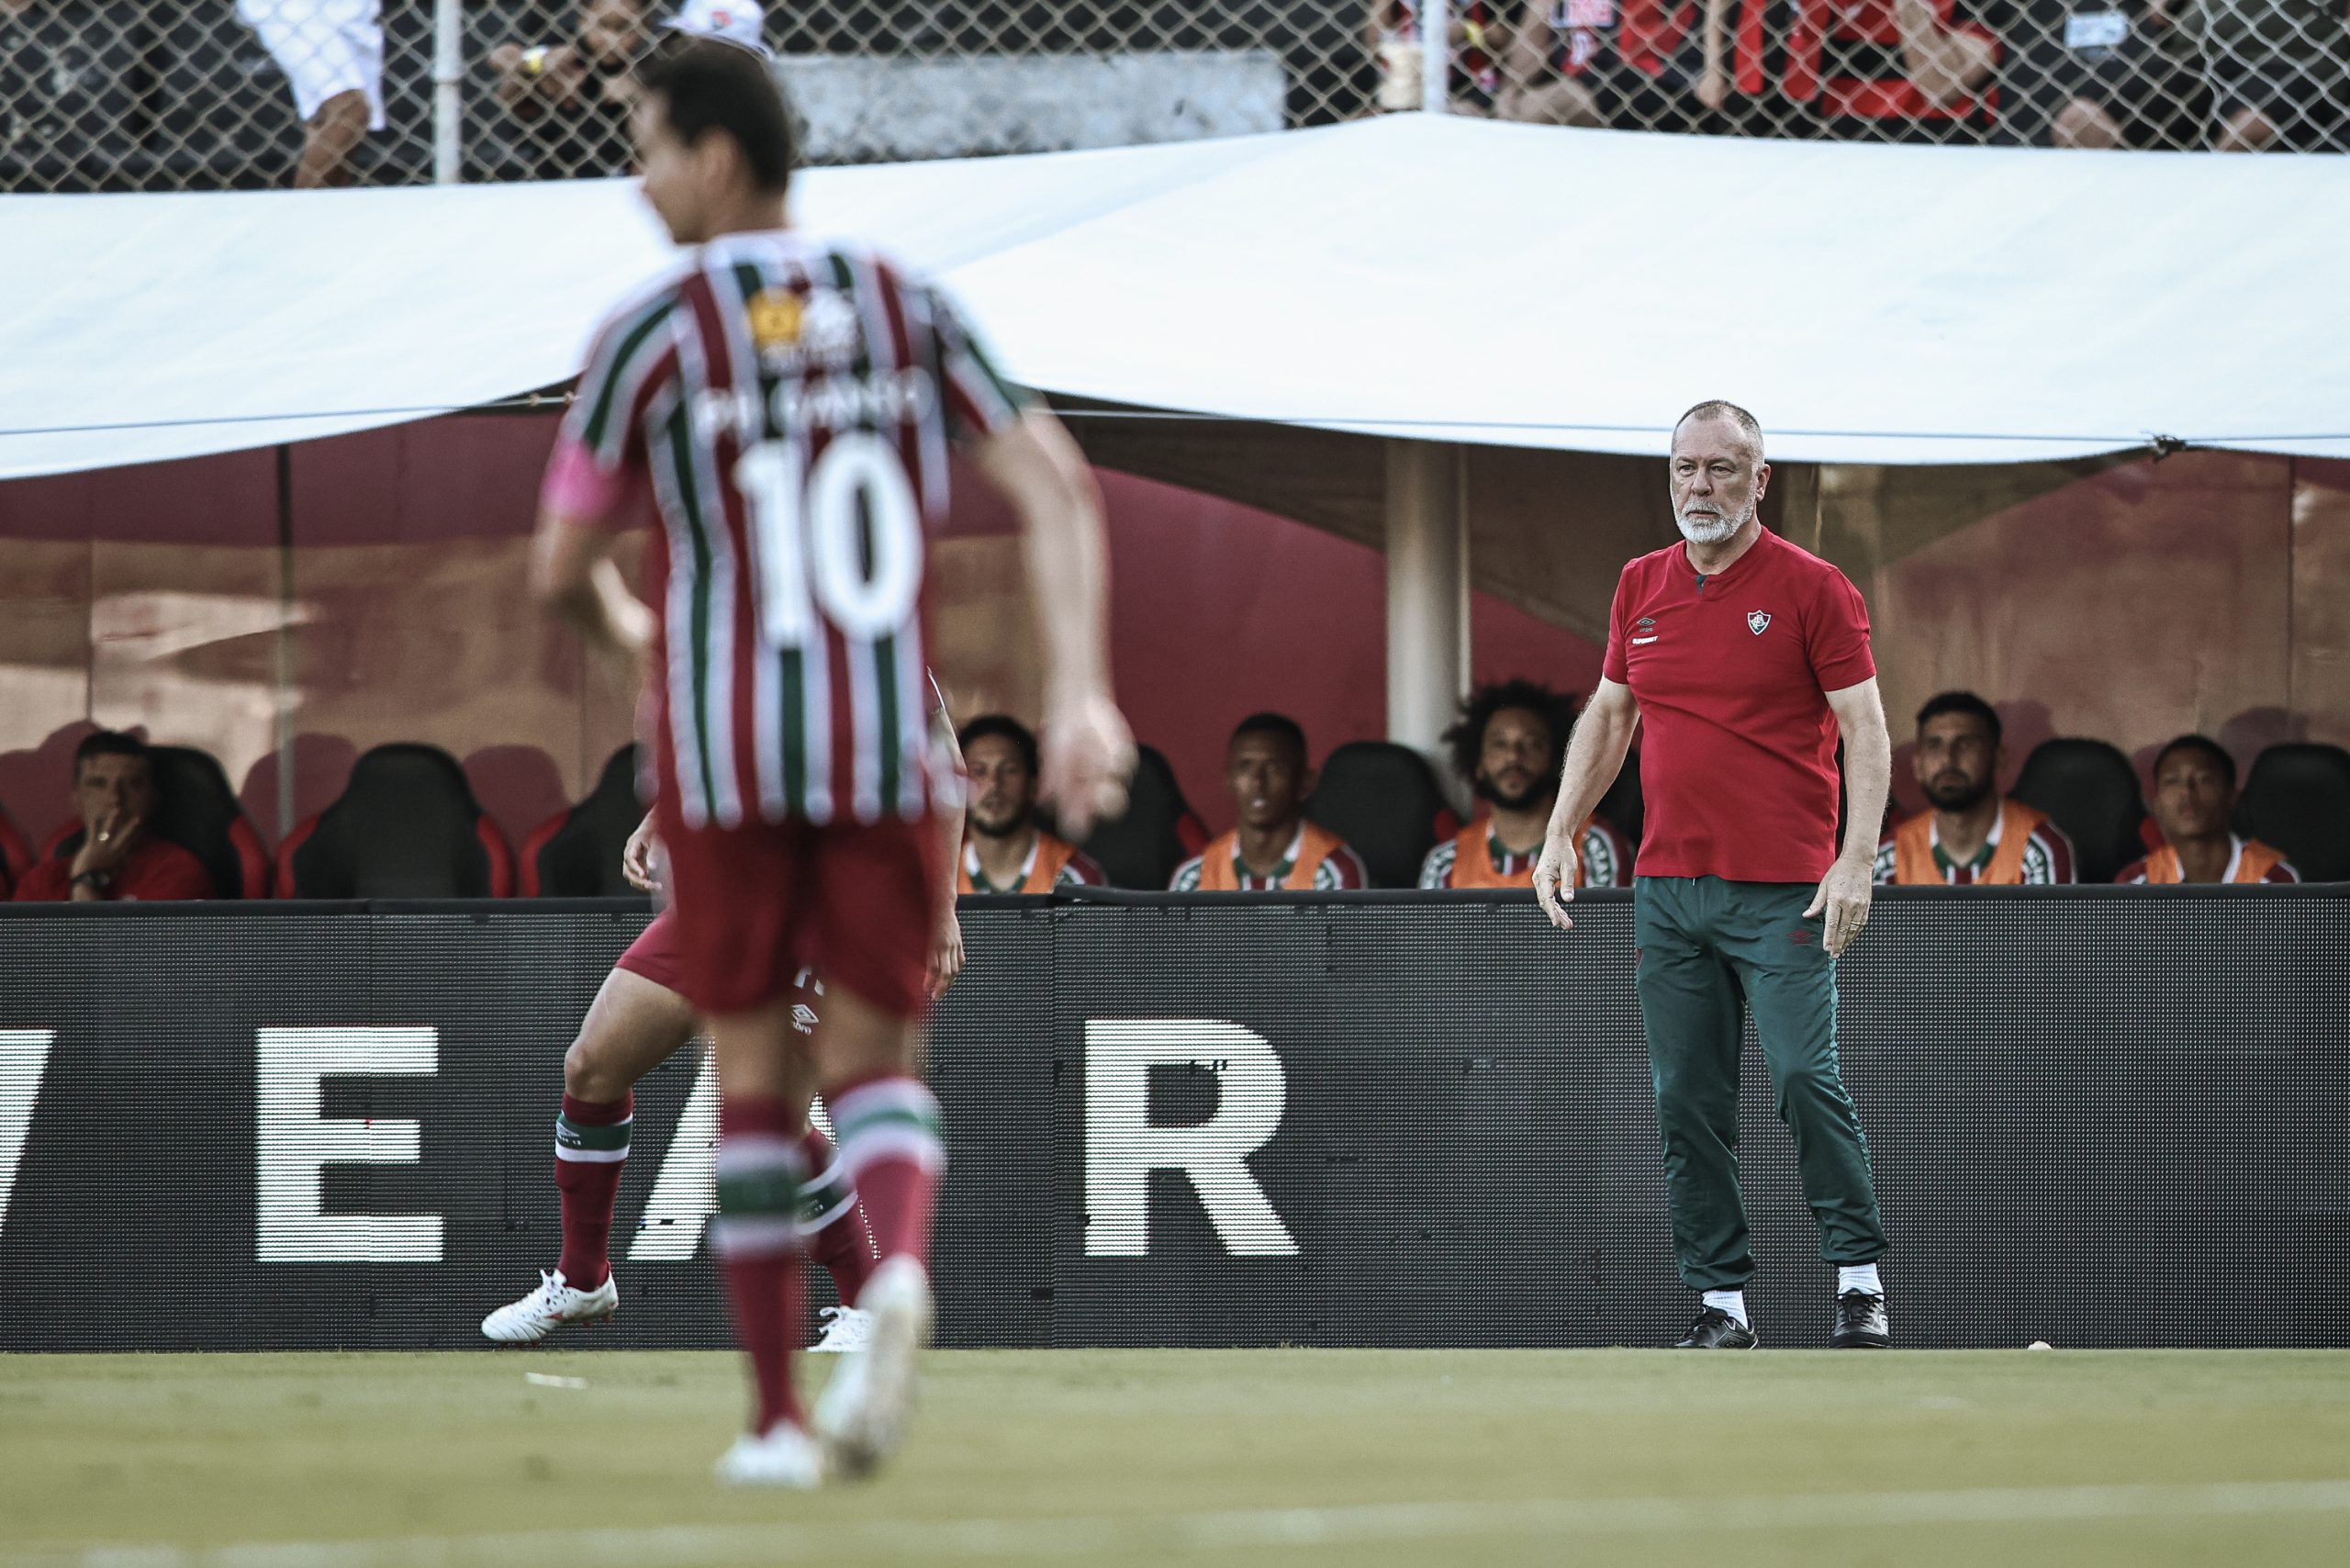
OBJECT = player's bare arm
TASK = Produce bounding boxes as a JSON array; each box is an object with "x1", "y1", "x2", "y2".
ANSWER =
[
  {"x1": 927, "y1": 704, "x2": 968, "y2": 998},
  {"x1": 1807, "y1": 677, "x2": 1893, "y2": 958},
  {"x1": 621, "y1": 812, "x2": 662, "y2": 894},
  {"x1": 972, "y1": 408, "x2": 1136, "y2": 839},
  {"x1": 529, "y1": 513, "x2": 652, "y2": 660},
  {"x1": 1535, "y1": 677, "x2": 1639, "y2": 931}
]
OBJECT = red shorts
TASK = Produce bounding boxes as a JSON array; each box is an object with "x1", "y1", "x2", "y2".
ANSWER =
[
  {"x1": 654, "y1": 804, "x2": 942, "y2": 1020},
  {"x1": 613, "y1": 906, "x2": 688, "y2": 993},
  {"x1": 617, "y1": 908, "x2": 825, "y2": 1033}
]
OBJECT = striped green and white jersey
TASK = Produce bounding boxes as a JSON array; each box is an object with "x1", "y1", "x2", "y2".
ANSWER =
[{"x1": 544, "y1": 230, "x2": 1027, "y2": 829}]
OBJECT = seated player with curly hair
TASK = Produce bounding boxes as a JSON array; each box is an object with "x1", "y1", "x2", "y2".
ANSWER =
[{"x1": 1421, "y1": 678, "x2": 1631, "y2": 890}]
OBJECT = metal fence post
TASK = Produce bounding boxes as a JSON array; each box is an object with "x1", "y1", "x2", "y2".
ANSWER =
[
  {"x1": 432, "y1": 0, "x2": 464, "y2": 184},
  {"x1": 1420, "y1": 0, "x2": 1449, "y2": 116}
]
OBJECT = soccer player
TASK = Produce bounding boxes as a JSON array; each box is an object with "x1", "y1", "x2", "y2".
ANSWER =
[
  {"x1": 1534, "y1": 400, "x2": 1895, "y2": 1351},
  {"x1": 529, "y1": 38, "x2": 1131, "y2": 1485},
  {"x1": 1874, "y1": 691, "x2": 2075, "y2": 886},
  {"x1": 957, "y1": 714, "x2": 1105, "y2": 892},
  {"x1": 2118, "y1": 735, "x2": 2300, "y2": 885},
  {"x1": 1169, "y1": 714, "x2": 1370, "y2": 890},
  {"x1": 1419, "y1": 679, "x2": 1630, "y2": 890},
  {"x1": 480, "y1": 706, "x2": 965, "y2": 1351}
]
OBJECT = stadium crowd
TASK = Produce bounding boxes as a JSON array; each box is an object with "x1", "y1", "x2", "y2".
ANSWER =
[
  {"x1": 6, "y1": 683, "x2": 2339, "y2": 902},
  {"x1": 6, "y1": 0, "x2": 2347, "y2": 196},
  {"x1": 1372, "y1": 0, "x2": 2350, "y2": 150}
]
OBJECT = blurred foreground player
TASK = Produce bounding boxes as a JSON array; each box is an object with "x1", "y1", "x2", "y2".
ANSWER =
[
  {"x1": 530, "y1": 38, "x2": 1132, "y2": 1485},
  {"x1": 480, "y1": 712, "x2": 965, "y2": 1351}
]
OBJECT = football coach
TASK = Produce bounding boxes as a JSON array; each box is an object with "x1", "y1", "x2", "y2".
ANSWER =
[{"x1": 1533, "y1": 400, "x2": 1895, "y2": 1350}]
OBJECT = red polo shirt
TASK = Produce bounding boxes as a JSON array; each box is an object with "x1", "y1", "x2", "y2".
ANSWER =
[
  {"x1": 1603, "y1": 527, "x2": 1874, "y2": 883},
  {"x1": 12, "y1": 835, "x2": 214, "y2": 902}
]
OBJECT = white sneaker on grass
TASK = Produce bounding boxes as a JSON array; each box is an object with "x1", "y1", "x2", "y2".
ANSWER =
[
  {"x1": 811, "y1": 1305, "x2": 872, "y2": 1353},
  {"x1": 812, "y1": 1256, "x2": 933, "y2": 1479},
  {"x1": 480, "y1": 1269, "x2": 618, "y2": 1344},
  {"x1": 715, "y1": 1423, "x2": 824, "y2": 1488}
]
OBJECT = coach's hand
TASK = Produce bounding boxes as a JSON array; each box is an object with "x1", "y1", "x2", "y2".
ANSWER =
[
  {"x1": 1805, "y1": 856, "x2": 1874, "y2": 958},
  {"x1": 621, "y1": 812, "x2": 663, "y2": 895},
  {"x1": 1532, "y1": 834, "x2": 1578, "y2": 932},
  {"x1": 1040, "y1": 689, "x2": 1136, "y2": 841}
]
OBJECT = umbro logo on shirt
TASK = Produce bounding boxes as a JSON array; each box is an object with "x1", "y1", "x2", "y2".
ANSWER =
[
  {"x1": 1632, "y1": 616, "x2": 1660, "y2": 646},
  {"x1": 1747, "y1": 611, "x2": 1773, "y2": 635}
]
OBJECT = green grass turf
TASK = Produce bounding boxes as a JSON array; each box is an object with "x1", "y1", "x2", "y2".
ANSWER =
[{"x1": 2, "y1": 1350, "x2": 2347, "y2": 1566}]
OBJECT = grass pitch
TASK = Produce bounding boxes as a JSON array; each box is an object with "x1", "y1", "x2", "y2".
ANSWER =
[{"x1": 3, "y1": 1350, "x2": 2346, "y2": 1566}]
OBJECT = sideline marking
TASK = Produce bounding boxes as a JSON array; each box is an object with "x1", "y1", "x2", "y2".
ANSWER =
[{"x1": 13, "y1": 1479, "x2": 2350, "y2": 1566}]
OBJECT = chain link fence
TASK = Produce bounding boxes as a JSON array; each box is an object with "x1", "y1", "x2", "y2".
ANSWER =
[
  {"x1": 2, "y1": 1, "x2": 2343, "y2": 192},
  {"x1": 1389, "y1": 0, "x2": 2348, "y2": 149}
]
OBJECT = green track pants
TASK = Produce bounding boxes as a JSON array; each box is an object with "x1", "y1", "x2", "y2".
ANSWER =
[{"x1": 1633, "y1": 875, "x2": 1889, "y2": 1291}]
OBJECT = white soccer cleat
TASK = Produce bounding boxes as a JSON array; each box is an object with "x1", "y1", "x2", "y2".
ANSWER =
[
  {"x1": 480, "y1": 1269, "x2": 619, "y2": 1344},
  {"x1": 812, "y1": 1256, "x2": 933, "y2": 1479},
  {"x1": 811, "y1": 1305, "x2": 873, "y2": 1354},
  {"x1": 715, "y1": 1423, "x2": 825, "y2": 1489}
]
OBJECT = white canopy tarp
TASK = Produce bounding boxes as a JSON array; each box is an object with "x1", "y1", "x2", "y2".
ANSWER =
[{"x1": 3, "y1": 113, "x2": 2344, "y2": 481}]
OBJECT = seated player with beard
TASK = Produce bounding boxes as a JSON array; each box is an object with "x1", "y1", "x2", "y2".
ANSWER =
[
  {"x1": 1874, "y1": 690, "x2": 2075, "y2": 885},
  {"x1": 955, "y1": 715, "x2": 1105, "y2": 893},
  {"x1": 1420, "y1": 678, "x2": 1630, "y2": 890}
]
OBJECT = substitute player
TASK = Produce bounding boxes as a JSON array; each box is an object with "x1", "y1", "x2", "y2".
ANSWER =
[
  {"x1": 1418, "y1": 678, "x2": 1630, "y2": 890},
  {"x1": 530, "y1": 38, "x2": 1131, "y2": 1485},
  {"x1": 1534, "y1": 400, "x2": 1896, "y2": 1350},
  {"x1": 480, "y1": 698, "x2": 965, "y2": 1350}
]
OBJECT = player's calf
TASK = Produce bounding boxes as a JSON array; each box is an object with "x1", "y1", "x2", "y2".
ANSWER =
[
  {"x1": 715, "y1": 1093, "x2": 814, "y2": 1441},
  {"x1": 825, "y1": 1073, "x2": 946, "y2": 1267},
  {"x1": 553, "y1": 1091, "x2": 633, "y2": 1289}
]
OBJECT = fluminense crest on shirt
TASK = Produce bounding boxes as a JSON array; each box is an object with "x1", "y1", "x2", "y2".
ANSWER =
[{"x1": 1747, "y1": 610, "x2": 1772, "y2": 635}]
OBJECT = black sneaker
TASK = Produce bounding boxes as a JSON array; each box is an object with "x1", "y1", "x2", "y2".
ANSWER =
[
  {"x1": 1830, "y1": 1291, "x2": 1892, "y2": 1348},
  {"x1": 1673, "y1": 1305, "x2": 1759, "y2": 1350}
]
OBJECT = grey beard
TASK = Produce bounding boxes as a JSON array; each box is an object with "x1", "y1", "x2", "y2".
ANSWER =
[{"x1": 1676, "y1": 504, "x2": 1749, "y2": 546}]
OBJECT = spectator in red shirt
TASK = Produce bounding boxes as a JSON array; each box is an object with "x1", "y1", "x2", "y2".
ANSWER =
[
  {"x1": 12, "y1": 733, "x2": 214, "y2": 902},
  {"x1": 1702, "y1": 0, "x2": 1998, "y2": 141}
]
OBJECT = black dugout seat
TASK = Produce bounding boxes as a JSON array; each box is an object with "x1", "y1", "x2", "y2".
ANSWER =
[
  {"x1": 1069, "y1": 745, "x2": 1207, "y2": 890},
  {"x1": 521, "y1": 746, "x2": 644, "y2": 897},
  {"x1": 2010, "y1": 739, "x2": 2149, "y2": 887},
  {"x1": 276, "y1": 744, "x2": 515, "y2": 899},
  {"x1": 2234, "y1": 744, "x2": 2350, "y2": 883},
  {"x1": 1305, "y1": 742, "x2": 1459, "y2": 890}
]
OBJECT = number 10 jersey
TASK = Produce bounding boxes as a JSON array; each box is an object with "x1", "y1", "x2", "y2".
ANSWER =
[{"x1": 547, "y1": 231, "x2": 1028, "y2": 831}]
